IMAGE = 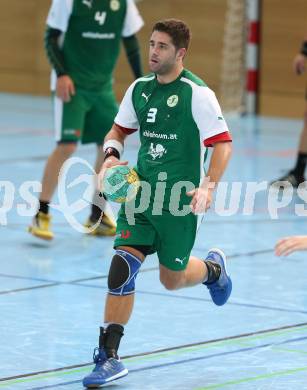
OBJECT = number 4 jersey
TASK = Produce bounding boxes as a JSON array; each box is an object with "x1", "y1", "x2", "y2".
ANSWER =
[
  {"x1": 46, "y1": 0, "x2": 143, "y2": 90},
  {"x1": 115, "y1": 69, "x2": 232, "y2": 191}
]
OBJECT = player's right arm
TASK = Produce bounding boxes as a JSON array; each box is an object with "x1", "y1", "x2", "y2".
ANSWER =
[
  {"x1": 99, "y1": 125, "x2": 129, "y2": 194},
  {"x1": 44, "y1": 0, "x2": 75, "y2": 101},
  {"x1": 101, "y1": 81, "x2": 139, "y2": 174},
  {"x1": 293, "y1": 35, "x2": 307, "y2": 75},
  {"x1": 103, "y1": 125, "x2": 129, "y2": 169}
]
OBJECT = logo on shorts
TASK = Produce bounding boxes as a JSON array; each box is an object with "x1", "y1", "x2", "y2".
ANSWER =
[
  {"x1": 175, "y1": 257, "x2": 185, "y2": 265},
  {"x1": 63, "y1": 129, "x2": 81, "y2": 137},
  {"x1": 167, "y1": 95, "x2": 179, "y2": 107},
  {"x1": 110, "y1": 0, "x2": 120, "y2": 11},
  {"x1": 148, "y1": 143, "x2": 167, "y2": 160},
  {"x1": 121, "y1": 230, "x2": 131, "y2": 239}
]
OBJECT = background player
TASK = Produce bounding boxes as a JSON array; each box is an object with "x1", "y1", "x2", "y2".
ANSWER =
[
  {"x1": 29, "y1": 0, "x2": 144, "y2": 240},
  {"x1": 271, "y1": 35, "x2": 307, "y2": 187},
  {"x1": 82, "y1": 19, "x2": 232, "y2": 387}
]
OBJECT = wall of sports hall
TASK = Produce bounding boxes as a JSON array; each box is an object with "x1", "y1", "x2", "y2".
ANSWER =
[{"x1": 0, "y1": 0, "x2": 305, "y2": 118}]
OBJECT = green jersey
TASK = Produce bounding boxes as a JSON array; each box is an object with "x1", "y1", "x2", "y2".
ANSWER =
[
  {"x1": 115, "y1": 69, "x2": 231, "y2": 197},
  {"x1": 47, "y1": 0, "x2": 143, "y2": 90}
]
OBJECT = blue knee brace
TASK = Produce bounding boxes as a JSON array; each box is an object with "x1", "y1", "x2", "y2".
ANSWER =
[{"x1": 108, "y1": 249, "x2": 142, "y2": 296}]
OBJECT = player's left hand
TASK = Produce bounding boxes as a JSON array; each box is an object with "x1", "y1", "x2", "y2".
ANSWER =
[
  {"x1": 187, "y1": 187, "x2": 213, "y2": 214},
  {"x1": 275, "y1": 236, "x2": 307, "y2": 256},
  {"x1": 56, "y1": 75, "x2": 76, "y2": 102}
]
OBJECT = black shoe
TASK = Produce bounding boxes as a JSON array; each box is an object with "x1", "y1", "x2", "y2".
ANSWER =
[{"x1": 270, "y1": 171, "x2": 305, "y2": 188}]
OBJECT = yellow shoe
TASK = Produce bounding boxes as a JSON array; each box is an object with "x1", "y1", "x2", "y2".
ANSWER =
[
  {"x1": 28, "y1": 212, "x2": 54, "y2": 240},
  {"x1": 84, "y1": 213, "x2": 116, "y2": 236}
]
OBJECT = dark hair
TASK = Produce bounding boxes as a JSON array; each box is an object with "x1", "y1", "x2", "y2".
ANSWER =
[{"x1": 152, "y1": 19, "x2": 191, "y2": 51}]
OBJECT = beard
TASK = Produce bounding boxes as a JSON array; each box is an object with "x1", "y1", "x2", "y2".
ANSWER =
[{"x1": 149, "y1": 59, "x2": 175, "y2": 75}]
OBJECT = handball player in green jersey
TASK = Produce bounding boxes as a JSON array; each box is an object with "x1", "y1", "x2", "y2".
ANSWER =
[
  {"x1": 29, "y1": 0, "x2": 144, "y2": 240},
  {"x1": 83, "y1": 19, "x2": 233, "y2": 387}
]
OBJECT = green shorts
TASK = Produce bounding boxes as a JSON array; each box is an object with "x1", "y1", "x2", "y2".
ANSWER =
[
  {"x1": 114, "y1": 205, "x2": 198, "y2": 271},
  {"x1": 53, "y1": 81, "x2": 118, "y2": 144}
]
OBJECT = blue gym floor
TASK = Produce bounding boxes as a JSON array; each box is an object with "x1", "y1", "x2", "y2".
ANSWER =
[{"x1": 0, "y1": 93, "x2": 306, "y2": 389}]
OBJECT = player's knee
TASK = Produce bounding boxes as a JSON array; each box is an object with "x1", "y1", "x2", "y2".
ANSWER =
[
  {"x1": 108, "y1": 249, "x2": 142, "y2": 296},
  {"x1": 57, "y1": 142, "x2": 78, "y2": 156}
]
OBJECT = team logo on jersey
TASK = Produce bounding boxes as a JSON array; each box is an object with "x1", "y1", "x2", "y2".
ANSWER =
[
  {"x1": 167, "y1": 95, "x2": 179, "y2": 107},
  {"x1": 110, "y1": 0, "x2": 120, "y2": 11},
  {"x1": 82, "y1": 0, "x2": 93, "y2": 9},
  {"x1": 148, "y1": 143, "x2": 167, "y2": 160}
]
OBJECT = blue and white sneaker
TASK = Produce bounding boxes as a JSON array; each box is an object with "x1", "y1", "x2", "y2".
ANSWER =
[
  {"x1": 82, "y1": 348, "x2": 128, "y2": 388},
  {"x1": 204, "y1": 248, "x2": 232, "y2": 306}
]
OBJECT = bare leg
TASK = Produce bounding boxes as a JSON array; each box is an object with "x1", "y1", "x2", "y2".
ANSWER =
[
  {"x1": 104, "y1": 246, "x2": 145, "y2": 325},
  {"x1": 159, "y1": 256, "x2": 208, "y2": 290},
  {"x1": 271, "y1": 102, "x2": 307, "y2": 184},
  {"x1": 40, "y1": 142, "x2": 77, "y2": 201},
  {"x1": 104, "y1": 294, "x2": 135, "y2": 325},
  {"x1": 298, "y1": 102, "x2": 307, "y2": 153}
]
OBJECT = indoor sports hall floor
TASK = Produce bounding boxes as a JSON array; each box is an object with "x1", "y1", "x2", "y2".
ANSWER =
[{"x1": 0, "y1": 93, "x2": 306, "y2": 389}]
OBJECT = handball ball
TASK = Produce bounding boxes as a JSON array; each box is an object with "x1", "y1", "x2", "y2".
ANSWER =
[{"x1": 103, "y1": 165, "x2": 140, "y2": 203}]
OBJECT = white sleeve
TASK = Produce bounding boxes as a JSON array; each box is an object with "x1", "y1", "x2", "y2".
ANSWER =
[
  {"x1": 122, "y1": 0, "x2": 144, "y2": 37},
  {"x1": 114, "y1": 82, "x2": 139, "y2": 129},
  {"x1": 46, "y1": 0, "x2": 73, "y2": 32},
  {"x1": 192, "y1": 86, "x2": 229, "y2": 141}
]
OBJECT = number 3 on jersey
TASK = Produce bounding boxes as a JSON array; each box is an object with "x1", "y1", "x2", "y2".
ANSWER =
[
  {"x1": 147, "y1": 108, "x2": 157, "y2": 123},
  {"x1": 95, "y1": 11, "x2": 106, "y2": 25}
]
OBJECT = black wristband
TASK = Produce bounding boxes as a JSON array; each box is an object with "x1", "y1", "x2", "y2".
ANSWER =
[
  {"x1": 300, "y1": 41, "x2": 307, "y2": 57},
  {"x1": 104, "y1": 147, "x2": 120, "y2": 161}
]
